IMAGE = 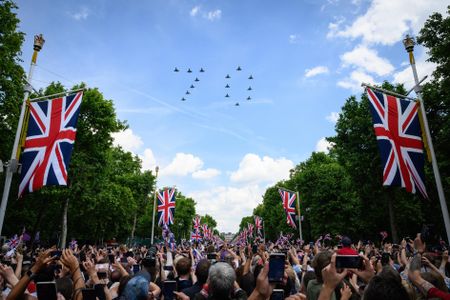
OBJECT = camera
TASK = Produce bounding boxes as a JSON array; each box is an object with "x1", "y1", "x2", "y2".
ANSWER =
[{"x1": 142, "y1": 246, "x2": 157, "y2": 268}]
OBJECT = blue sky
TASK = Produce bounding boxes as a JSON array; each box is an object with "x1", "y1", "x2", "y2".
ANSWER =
[{"x1": 16, "y1": 0, "x2": 447, "y2": 233}]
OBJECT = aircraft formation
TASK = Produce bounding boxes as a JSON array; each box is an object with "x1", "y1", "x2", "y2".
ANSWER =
[{"x1": 173, "y1": 66, "x2": 254, "y2": 107}]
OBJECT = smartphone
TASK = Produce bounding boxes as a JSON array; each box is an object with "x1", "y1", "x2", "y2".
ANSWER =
[
  {"x1": 120, "y1": 257, "x2": 128, "y2": 263},
  {"x1": 335, "y1": 255, "x2": 363, "y2": 269},
  {"x1": 36, "y1": 282, "x2": 57, "y2": 300},
  {"x1": 270, "y1": 289, "x2": 285, "y2": 300},
  {"x1": 97, "y1": 271, "x2": 108, "y2": 279},
  {"x1": 133, "y1": 264, "x2": 140, "y2": 274},
  {"x1": 108, "y1": 254, "x2": 115, "y2": 264},
  {"x1": 81, "y1": 288, "x2": 97, "y2": 300},
  {"x1": 94, "y1": 284, "x2": 107, "y2": 300},
  {"x1": 163, "y1": 280, "x2": 177, "y2": 300},
  {"x1": 252, "y1": 244, "x2": 258, "y2": 254},
  {"x1": 50, "y1": 250, "x2": 62, "y2": 259},
  {"x1": 268, "y1": 253, "x2": 285, "y2": 283},
  {"x1": 381, "y1": 252, "x2": 391, "y2": 266},
  {"x1": 163, "y1": 265, "x2": 174, "y2": 271}
]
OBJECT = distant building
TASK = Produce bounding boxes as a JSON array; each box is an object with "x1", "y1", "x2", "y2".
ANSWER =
[{"x1": 223, "y1": 232, "x2": 235, "y2": 242}]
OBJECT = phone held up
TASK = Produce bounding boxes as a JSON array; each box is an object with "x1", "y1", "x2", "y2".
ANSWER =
[
  {"x1": 268, "y1": 253, "x2": 285, "y2": 283},
  {"x1": 335, "y1": 255, "x2": 363, "y2": 269}
]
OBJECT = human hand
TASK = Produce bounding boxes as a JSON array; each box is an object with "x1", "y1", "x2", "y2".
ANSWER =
[
  {"x1": 173, "y1": 291, "x2": 190, "y2": 300},
  {"x1": 31, "y1": 248, "x2": 55, "y2": 273},
  {"x1": 0, "y1": 264, "x2": 18, "y2": 285},
  {"x1": 414, "y1": 234, "x2": 426, "y2": 254},
  {"x1": 60, "y1": 249, "x2": 79, "y2": 274},
  {"x1": 252, "y1": 262, "x2": 274, "y2": 299},
  {"x1": 285, "y1": 293, "x2": 307, "y2": 300},
  {"x1": 340, "y1": 283, "x2": 352, "y2": 300},
  {"x1": 321, "y1": 253, "x2": 347, "y2": 290},
  {"x1": 82, "y1": 259, "x2": 96, "y2": 277},
  {"x1": 353, "y1": 255, "x2": 375, "y2": 283}
]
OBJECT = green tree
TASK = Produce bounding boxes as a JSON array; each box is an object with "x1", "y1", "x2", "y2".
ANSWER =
[
  {"x1": 173, "y1": 193, "x2": 196, "y2": 240},
  {"x1": 327, "y1": 82, "x2": 424, "y2": 242},
  {"x1": 0, "y1": 0, "x2": 25, "y2": 161},
  {"x1": 416, "y1": 7, "x2": 450, "y2": 236},
  {"x1": 289, "y1": 152, "x2": 361, "y2": 239},
  {"x1": 238, "y1": 216, "x2": 254, "y2": 232},
  {"x1": 200, "y1": 214, "x2": 217, "y2": 231}
]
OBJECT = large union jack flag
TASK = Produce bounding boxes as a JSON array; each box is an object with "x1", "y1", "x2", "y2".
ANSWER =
[
  {"x1": 19, "y1": 92, "x2": 83, "y2": 197},
  {"x1": 366, "y1": 88, "x2": 427, "y2": 198},
  {"x1": 157, "y1": 188, "x2": 176, "y2": 226},
  {"x1": 278, "y1": 188, "x2": 297, "y2": 228}
]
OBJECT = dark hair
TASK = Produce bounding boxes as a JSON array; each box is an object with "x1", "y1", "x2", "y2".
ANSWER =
[
  {"x1": 56, "y1": 277, "x2": 73, "y2": 300},
  {"x1": 195, "y1": 259, "x2": 211, "y2": 284},
  {"x1": 311, "y1": 251, "x2": 332, "y2": 283},
  {"x1": 175, "y1": 257, "x2": 191, "y2": 276},
  {"x1": 302, "y1": 271, "x2": 316, "y2": 291},
  {"x1": 363, "y1": 267, "x2": 409, "y2": 300},
  {"x1": 117, "y1": 275, "x2": 132, "y2": 297},
  {"x1": 422, "y1": 271, "x2": 448, "y2": 292}
]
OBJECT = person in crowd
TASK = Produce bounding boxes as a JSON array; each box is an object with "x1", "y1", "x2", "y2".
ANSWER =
[{"x1": 0, "y1": 230, "x2": 449, "y2": 300}]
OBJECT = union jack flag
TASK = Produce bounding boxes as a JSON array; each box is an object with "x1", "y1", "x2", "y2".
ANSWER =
[
  {"x1": 247, "y1": 223, "x2": 254, "y2": 237},
  {"x1": 7, "y1": 235, "x2": 20, "y2": 249},
  {"x1": 380, "y1": 231, "x2": 388, "y2": 240},
  {"x1": 157, "y1": 188, "x2": 176, "y2": 226},
  {"x1": 366, "y1": 88, "x2": 427, "y2": 198},
  {"x1": 19, "y1": 92, "x2": 83, "y2": 197},
  {"x1": 278, "y1": 188, "x2": 297, "y2": 228},
  {"x1": 254, "y1": 216, "x2": 263, "y2": 236},
  {"x1": 193, "y1": 216, "x2": 201, "y2": 230},
  {"x1": 191, "y1": 230, "x2": 202, "y2": 242},
  {"x1": 202, "y1": 224, "x2": 208, "y2": 233}
]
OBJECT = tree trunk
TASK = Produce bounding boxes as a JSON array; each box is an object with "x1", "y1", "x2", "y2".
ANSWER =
[
  {"x1": 60, "y1": 198, "x2": 69, "y2": 249},
  {"x1": 387, "y1": 192, "x2": 399, "y2": 243},
  {"x1": 131, "y1": 212, "x2": 137, "y2": 241}
]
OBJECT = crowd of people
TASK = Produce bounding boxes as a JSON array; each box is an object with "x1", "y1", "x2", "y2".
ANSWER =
[{"x1": 0, "y1": 233, "x2": 448, "y2": 300}]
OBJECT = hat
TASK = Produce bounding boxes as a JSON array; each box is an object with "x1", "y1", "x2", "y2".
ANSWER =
[
  {"x1": 341, "y1": 236, "x2": 352, "y2": 247},
  {"x1": 122, "y1": 275, "x2": 149, "y2": 300}
]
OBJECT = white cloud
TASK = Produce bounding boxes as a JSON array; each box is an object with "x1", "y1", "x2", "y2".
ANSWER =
[
  {"x1": 328, "y1": 0, "x2": 448, "y2": 45},
  {"x1": 190, "y1": 6, "x2": 200, "y2": 17},
  {"x1": 230, "y1": 154, "x2": 294, "y2": 184},
  {"x1": 71, "y1": 7, "x2": 90, "y2": 21},
  {"x1": 139, "y1": 148, "x2": 157, "y2": 171},
  {"x1": 326, "y1": 112, "x2": 339, "y2": 123},
  {"x1": 111, "y1": 129, "x2": 143, "y2": 153},
  {"x1": 192, "y1": 168, "x2": 221, "y2": 179},
  {"x1": 327, "y1": 16, "x2": 346, "y2": 39},
  {"x1": 161, "y1": 153, "x2": 204, "y2": 176},
  {"x1": 206, "y1": 9, "x2": 222, "y2": 21},
  {"x1": 341, "y1": 45, "x2": 394, "y2": 76},
  {"x1": 393, "y1": 58, "x2": 436, "y2": 89},
  {"x1": 337, "y1": 70, "x2": 376, "y2": 92},
  {"x1": 289, "y1": 34, "x2": 299, "y2": 44},
  {"x1": 188, "y1": 184, "x2": 264, "y2": 232},
  {"x1": 315, "y1": 137, "x2": 334, "y2": 153},
  {"x1": 305, "y1": 66, "x2": 330, "y2": 78}
]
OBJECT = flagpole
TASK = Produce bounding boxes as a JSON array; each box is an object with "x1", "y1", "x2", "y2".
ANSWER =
[
  {"x1": 296, "y1": 191, "x2": 303, "y2": 242},
  {"x1": 403, "y1": 35, "x2": 450, "y2": 243},
  {"x1": 150, "y1": 166, "x2": 159, "y2": 245},
  {"x1": 0, "y1": 35, "x2": 45, "y2": 236}
]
